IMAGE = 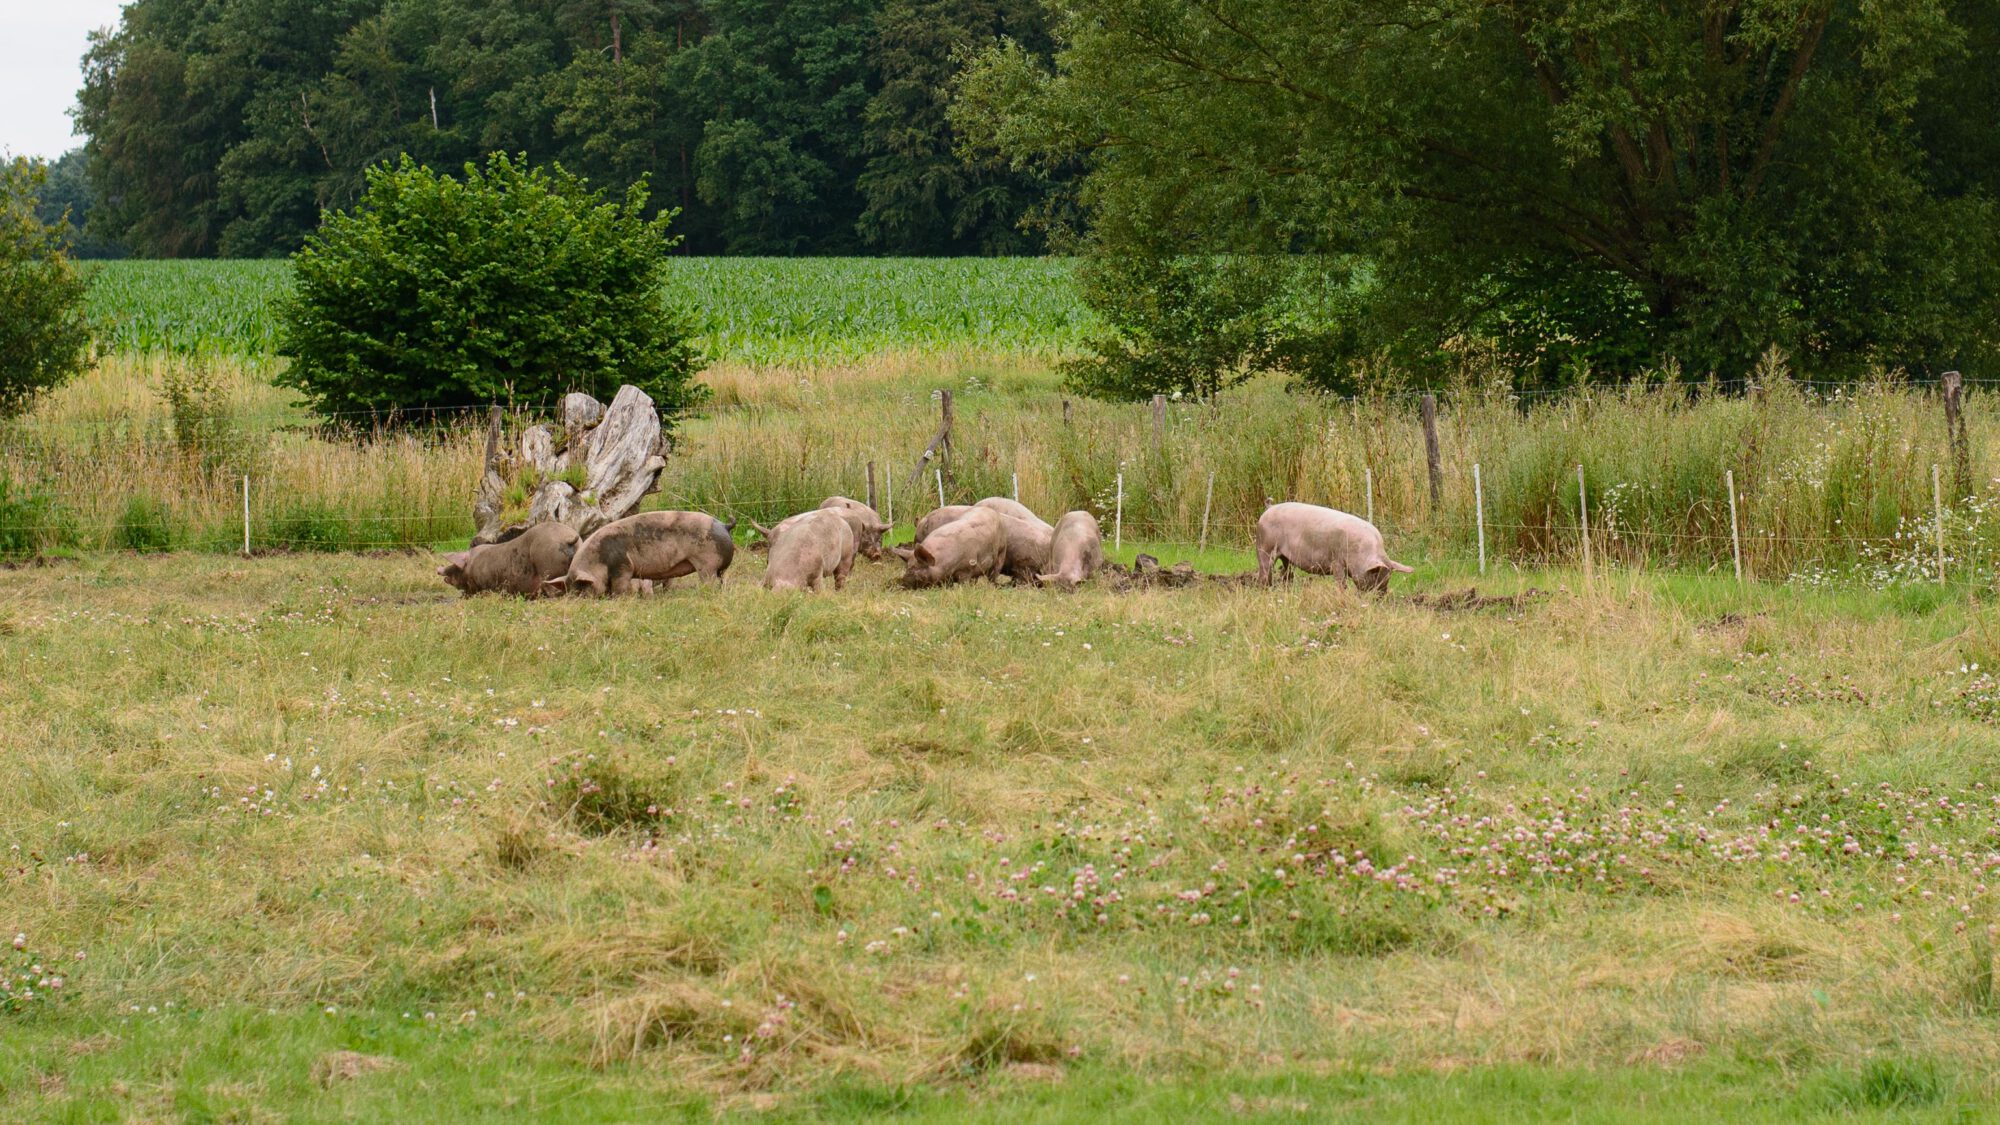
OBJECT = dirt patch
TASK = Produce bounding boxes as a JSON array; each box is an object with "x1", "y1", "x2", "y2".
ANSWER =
[
  {"x1": 0, "y1": 554, "x2": 75, "y2": 571},
  {"x1": 312, "y1": 1051, "x2": 402, "y2": 1086},
  {"x1": 1104, "y1": 554, "x2": 1201, "y2": 591},
  {"x1": 1627, "y1": 1037, "x2": 1706, "y2": 1067},
  {"x1": 1404, "y1": 587, "x2": 1548, "y2": 612},
  {"x1": 1701, "y1": 611, "x2": 1767, "y2": 633}
]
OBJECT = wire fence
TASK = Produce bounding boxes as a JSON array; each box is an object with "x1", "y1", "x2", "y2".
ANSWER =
[
  {"x1": 7, "y1": 374, "x2": 1998, "y2": 594},
  {"x1": 5, "y1": 467, "x2": 1990, "y2": 600}
]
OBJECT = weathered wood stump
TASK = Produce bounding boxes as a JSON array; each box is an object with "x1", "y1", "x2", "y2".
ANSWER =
[{"x1": 471, "y1": 386, "x2": 667, "y2": 546}]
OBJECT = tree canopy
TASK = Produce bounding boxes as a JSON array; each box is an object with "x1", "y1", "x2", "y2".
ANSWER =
[
  {"x1": 75, "y1": 0, "x2": 1072, "y2": 258},
  {"x1": 958, "y1": 0, "x2": 2000, "y2": 386}
]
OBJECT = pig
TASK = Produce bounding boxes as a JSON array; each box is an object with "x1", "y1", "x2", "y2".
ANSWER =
[
  {"x1": 762, "y1": 509, "x2": 856, "y2": 591},
  {"x1": 1254, "y1": 502, "x2": 1414, "y2": 591},
  {"x1": 436, "y1": 521, "x2": 580, "y2": 598},
  {"x1": 817, "y1": 497, "x2": 893, "y2": 559},
  {"x1": 546, "y1": 510, "x2": 735, "y2": 597},
  {"x1": 893, "y1": 507, "x2": 1007, "y2": 588},
  {"x1": 974, "y1": 496, "x2": 1053, "y2": 532},
  {"x1": 912, "y1": 505, "x2": 973, "y2": 544},
  {"x1": 994, "y1": 513, "x2": 1056, "y2": 584},
  {"x1": 1036, "y1": 511, "x2": 1105, "y2": 590}
]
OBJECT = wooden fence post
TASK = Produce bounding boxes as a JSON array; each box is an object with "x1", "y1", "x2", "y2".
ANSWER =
[
  {"x1": 1726, "y1": 469, "x2": 1743, "y2": 584},
  {"x1": 866, "y1": 461, "x2": 878, "y2": 514},
  {"x1": 1473, "y1": 462, "x2": 1485, "y2": 576},
  {"x1": 1151, "y1": 394, "x2": 1166, "y2": 457},
  {"x1": 936, "y1": 468, "x2": 945, "y2": 509},
  {"x1": 1944, "y1": 370, "x2": 1969, "y2": 499},
  {"x1": 1364, "y1": 467, "x2": 1374, "y2": 526},
  {"x1": 1114, "y1": 472, "x2": 1124, "y2": 552},
  {"x1": 482, "y1": 405, "x2": 504, "y2": 475},
  {"x1": 1577, "y1": 463, "x2": 1593, "y2": 579},
  {"x1": 1062, "y1": 398, "x2": 1072, "y2": 426},
  {"x1": 242, "y1": 475, "x2": 251, "y2": 556},
  {"x1": 1421, "y1": 393, "x2": 1442, "y2": 509},
  {"x1": 907, "y1": 389, "x2": 954, "y2": 493},
  {"x1": 1199, "y1": 471, "x2": 1215, "y2": 554},
  {"x1": 1934, "y1": 462, "x2": 1947, "y2": 584},
  {"x1": 1012, "y1": 472, "x2": 1020, "y2": 502}
]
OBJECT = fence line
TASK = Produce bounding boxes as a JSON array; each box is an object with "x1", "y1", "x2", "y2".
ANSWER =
[{"x1": 11, "y1": 374, "x2": 2000, "y2": 433}]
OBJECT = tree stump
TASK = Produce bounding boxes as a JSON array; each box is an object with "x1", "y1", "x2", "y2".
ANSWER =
[{"x1": 471, "y1": 386, "x2": 668, "y2": 546}]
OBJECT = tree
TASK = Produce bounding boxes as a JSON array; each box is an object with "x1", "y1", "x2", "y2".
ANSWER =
[
  {"x1": 958, "y1": 1, "x2": 2000, "y2": 389},
  {"x1": 30, "y1": 150, "x2": 125, "y2": 259},
  {"x1": 276, "y1": 154, "x2": 702, "y2": 421},
  {"x1": 0, "y1": 160, "x2": 94, "y2": 418},
  {"x1": 856, "y1": 0, "x2": 1072, "y2": 254}
]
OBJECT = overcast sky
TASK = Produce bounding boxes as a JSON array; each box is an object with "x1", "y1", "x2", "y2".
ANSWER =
[{"x1": 1, "y1": 0, "x2": 128, "y2": 161}]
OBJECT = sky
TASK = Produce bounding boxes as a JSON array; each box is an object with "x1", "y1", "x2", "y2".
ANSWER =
[{"x1": 0, "y1": 0, "x2": 128, "y2": 161}]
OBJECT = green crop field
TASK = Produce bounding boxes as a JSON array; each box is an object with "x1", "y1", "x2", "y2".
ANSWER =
[{"x1": 82, "y1": 258, "x2": 1097, "y2": 362}]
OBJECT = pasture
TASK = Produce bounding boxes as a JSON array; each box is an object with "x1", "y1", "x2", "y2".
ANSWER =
[
  {"x1": 5, "y1": 546, "x2": 2000, "y2": 1120},
  {"x1": 5, "y1": 258, "x2": 2000, "y2": 1120}
]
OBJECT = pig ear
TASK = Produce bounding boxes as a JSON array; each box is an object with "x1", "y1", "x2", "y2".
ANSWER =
[
  {"x1": 889, "y1": 545, "x2": 914, "y2": 561},
  {"x1": 541, "y1": 576, "x2": 569, "y2": 594},
  {"x1": 914, "y1": 545, "x2": 935, "y2": 565},
  {"x1": 436, "y1": 564, "x2": 459, "y2": 579}
]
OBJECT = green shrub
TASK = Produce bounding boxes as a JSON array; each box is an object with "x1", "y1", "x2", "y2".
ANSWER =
[
  {"x1": 277, "y1": 153, "x2": 703, "y2": 423},
  {"x1": 267, "y1": 503, "x2": 347, "y2": 552},
  {"x1": 0, "y1": 159, "x2": 92, "y2": 418},
  {"x1": 158, "y1": 361, "x2": 242, "y2": 469},
  {"x1": 116, "y1": 496, "x2": 174, "y2": 553},
  {"x1": 0, "y1": 473, "x2": 74, "y2": 557}
]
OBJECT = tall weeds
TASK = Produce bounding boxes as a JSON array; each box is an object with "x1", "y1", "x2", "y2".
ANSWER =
[{"x1": 1, "y1": 352, "x2": 1991, "y2": 583}]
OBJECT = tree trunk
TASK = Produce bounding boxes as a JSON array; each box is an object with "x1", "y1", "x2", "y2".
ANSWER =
[{"x1": 471, "y1": 386, "x2": 668, "y2": 545}]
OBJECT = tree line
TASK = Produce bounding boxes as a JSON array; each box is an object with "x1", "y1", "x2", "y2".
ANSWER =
[
  {"x1": 74, "y1": 0, "x2": 1075, "y2": 258},
  {"x1": 959, "y1": 0, "x2": 2000, "y2": 389},
  {"x1": 58, "y1": 0, "x2": 2000, "y2": 393}
]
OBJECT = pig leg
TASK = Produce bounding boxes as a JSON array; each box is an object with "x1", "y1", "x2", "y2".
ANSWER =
[
  {"x1": 1256, "y1": 541, "x2": 1276, "y2": 586},
  {"x1": 833, "y1": 553, "x2": 852, "y2": 591}
]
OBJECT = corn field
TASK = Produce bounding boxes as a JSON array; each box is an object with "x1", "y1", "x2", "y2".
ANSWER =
[{"x1": 83, "y1": 259, "x2": 1097, "y2": 362}]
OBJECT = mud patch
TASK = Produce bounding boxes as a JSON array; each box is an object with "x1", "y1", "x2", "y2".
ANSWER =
[
  {"x1": 1103, "y1": 554, "x2": 1201, "y2": 591},
  {"x1": 1404, "y1": 587, "x2": 1547, "y2": 612}
]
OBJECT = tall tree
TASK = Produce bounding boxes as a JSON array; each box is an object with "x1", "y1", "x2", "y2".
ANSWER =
[
  {"x1": 857, "y1": 0, "x2": 1072, "y2": 254},
  {"x1": 75, "y1": 0, "x2": 1066, "y2": 258},
  {"x1": 958, "y1": 0, "x2": 2000, "y2": 386}
]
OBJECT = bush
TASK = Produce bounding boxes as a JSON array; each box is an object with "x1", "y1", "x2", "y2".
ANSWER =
[
  {"x1": 0, "y1": 159, "x2": 92, "y2": 419},
  {"x1": 1060, "y1": 253, "x2": 1362, "y2": 402},
  {"x1": 0, "y1": 473, "x2": 74, "y2": 558},
  {"x1": 267, "y1": 503, "x2": 348, "y2": 552},
  {"x1": 277, "y1": 153, "x2": 703, "y2": 422},
  {"x1": 158, "y1": 360, "x2": 246, "y2": 472},
  {"x1": 116, "y1": 496, "x2": 174, "y2": 553}
]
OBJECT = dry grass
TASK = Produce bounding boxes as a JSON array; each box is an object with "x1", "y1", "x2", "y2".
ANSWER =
[
  {"x1": 2, "y1": 549, "x2": 1999, "y2": 1116},
  {"x1": 7, "y1": 353, "x2": 1998, "y2": 588}
]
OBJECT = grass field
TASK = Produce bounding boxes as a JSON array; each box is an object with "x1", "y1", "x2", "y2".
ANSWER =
[
  {"x1": 4, "y1": 550, "x2": 2000, "y2": 1120},
  {"x1": 7, "y1": 257, "x2": 2000, "y2": 1119},
  {"x1": 81, "y1": 259, "x2": 1096, "y2": 362}
]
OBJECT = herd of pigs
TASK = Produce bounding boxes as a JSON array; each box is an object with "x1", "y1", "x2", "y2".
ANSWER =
[{"x1": 433, "y1": 497, "x2": 1412, "y2": 598}]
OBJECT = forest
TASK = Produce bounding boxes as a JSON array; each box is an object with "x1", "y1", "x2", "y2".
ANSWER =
[{"x1": 69, "y1": 0, "x2": 1072, "y2": 258}]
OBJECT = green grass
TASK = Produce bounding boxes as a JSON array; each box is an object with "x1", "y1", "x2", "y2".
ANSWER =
[
  {"x1": 6, "y1": 550, "x2": 2000, "y2": 1119},
  {"x1": 82, "y1": 258, "x2": 1096, "y2": 362},
  {"x1": 0, "y1": 1011, "x2": 1980, "y2": 1122}
]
